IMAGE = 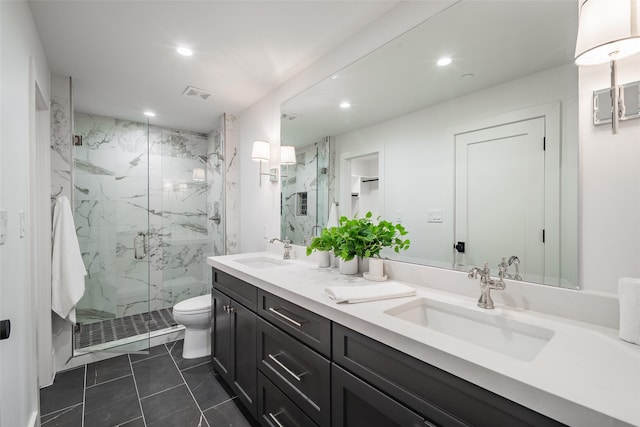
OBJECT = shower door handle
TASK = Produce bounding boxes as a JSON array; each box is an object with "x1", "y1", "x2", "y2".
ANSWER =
[{"x1": 133, "y1": 232, "x2": 147, "y2": 259}]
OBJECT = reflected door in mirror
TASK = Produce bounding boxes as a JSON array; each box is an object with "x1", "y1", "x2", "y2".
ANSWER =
[{"x1": 455, "y1": 118, "x2": 546, "y2": 282}]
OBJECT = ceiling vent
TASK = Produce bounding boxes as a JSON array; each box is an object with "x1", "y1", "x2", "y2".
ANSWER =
[
  {"x1": 281, "y1": 112, "x2": 302, "y2": 121},
  {"x1": 182, "y1": 86, "x2": 212, "y2": 101}
]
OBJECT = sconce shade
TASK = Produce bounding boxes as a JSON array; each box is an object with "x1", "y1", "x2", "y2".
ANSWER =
[
  {"x1": 251, "y1": 140, "x2": 270, "y2": 162},
  {"x1": 281, "y1": 146, "x2": 297, "y2": 165},
  {"x1": 192, "y1": 168, "x2": 205, "y2": 182},
  {"x1": 575, "y1": 0, "x2": 640, "y2": 65}
]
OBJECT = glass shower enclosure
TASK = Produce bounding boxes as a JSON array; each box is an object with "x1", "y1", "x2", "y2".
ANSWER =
[{"x1": 72, "y1": 112, "x2": 217, "y2": 354}]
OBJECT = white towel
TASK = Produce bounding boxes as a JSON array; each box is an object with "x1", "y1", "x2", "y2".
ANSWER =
[
  {"x1": 619, "y1": 277, "x2": 640, "y2": 345},
  {"x1": 51, "y1": 196, "x2": 87, "y2": 324},
  {"x1": 327, "y1": 202, "x2": 339, "y2": 229},
  {"x1": 325, "y1": 282, "x2": 416, "y2": 304}
]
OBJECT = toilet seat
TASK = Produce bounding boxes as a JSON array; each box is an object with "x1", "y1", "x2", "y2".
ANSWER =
[{"x1": 173, "y1": 294, "x2": 211, "y2": 315}]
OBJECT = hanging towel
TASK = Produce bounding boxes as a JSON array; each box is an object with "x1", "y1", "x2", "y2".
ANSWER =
[
  {"x1": 619, "y1": 277, "x2": 640, "y2": 345},
  {"x1": 325, "y1": 282, "x2": 416, "y2": 304},
  {"x1": 51, "y1": 195, "x2": 86, "y2": 324},
  {"x1": 327, "y1": 202, "x2": 339, "y2": 228}
]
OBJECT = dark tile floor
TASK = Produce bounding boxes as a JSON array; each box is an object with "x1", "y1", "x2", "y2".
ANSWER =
[{"x1": 40, "y1": 340, "x2": 259, "y2": 427}]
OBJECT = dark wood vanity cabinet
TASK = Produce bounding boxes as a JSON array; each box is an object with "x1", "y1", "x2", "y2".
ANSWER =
[
  {"x1": 332, "y1": 363, "x2": 430, "y2": 427},
  {"x1": 211, "y1": 271, "x2": 258, "y2": 418},
  {"x1": 211, "y1": 268, "x2": 566, "y2": 427},
  {"x1": 257, "y1": 372, "x2": 318, "y2": 427},
  {"x1": 332, "y1": 324, "x2": 566, "y2": 427}
]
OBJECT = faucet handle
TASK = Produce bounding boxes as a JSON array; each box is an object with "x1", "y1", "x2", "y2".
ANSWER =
[{"x1": 482, "y1": 262, "x2": 490, "y2": 274}]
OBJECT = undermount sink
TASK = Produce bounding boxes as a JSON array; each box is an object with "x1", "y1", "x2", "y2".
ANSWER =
[
  {"x1": 384, "y1": 298, "x2": 554, "y2": 362},
  {"x1": 234, "y1": 256, "x2": 289, "y2": 269}
]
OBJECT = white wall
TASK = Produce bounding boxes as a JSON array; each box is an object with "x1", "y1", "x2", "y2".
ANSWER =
[
  {"x1": 238, "y1": 1, "x2": 456, "y2": 252},
  {"x1": 0, "y1": 1, "x2": 50, "y2": 425},
  {"x1": 238, "y1": 4, "x2": 640, "y2": 299},
  {"x1": 579, "y1": 54, "x2": 640, "y2": 294}
]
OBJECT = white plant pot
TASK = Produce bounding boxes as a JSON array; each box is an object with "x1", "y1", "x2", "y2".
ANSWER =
[
  {"x1": 317, "y1": 251, "x2": 331, "y2": 268},
  {"x1": 368, "y1": 257, "x2": 384, "y2": 277},
  {"x1": 339, "y1": 258, "x2": 358, "y2": 275}
]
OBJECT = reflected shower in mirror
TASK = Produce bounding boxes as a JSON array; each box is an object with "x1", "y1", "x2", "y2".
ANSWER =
[
  {"x1": 280, "y1": 137, "x2": 334, "y2": 245},
  {"x1": 280, "y1": 1, "x2": 579, "y2": 288}
]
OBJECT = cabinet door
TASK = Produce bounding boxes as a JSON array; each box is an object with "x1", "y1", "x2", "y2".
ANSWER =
[
  {"x1": 212, "y1": 288, "x2": 232, "y2": 383},
  {"x1": 332, "y1": 363, "x2": 429, "y2": 427},
  {"x1": 231, "y1": 300, "x2": 257, "y2": 418}
]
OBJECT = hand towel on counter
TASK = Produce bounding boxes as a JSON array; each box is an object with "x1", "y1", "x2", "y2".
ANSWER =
[
  {"x1": 619, "y1": 277, "x2": 640, "y2": 345},
  {"x1": 51, "y1": 195, "x2": 87, "y2": 324},
  {"x1": 325, "y1": 282, "x2": 416, "y2": 304}
]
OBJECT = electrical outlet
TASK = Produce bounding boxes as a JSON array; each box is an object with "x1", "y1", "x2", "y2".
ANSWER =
[{"x1": 427, "y1": 209, "x2": 443, "y2": 223}]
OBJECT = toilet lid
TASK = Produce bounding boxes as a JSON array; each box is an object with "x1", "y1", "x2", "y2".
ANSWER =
[{"x1": 173, "y1": 294, "x2": 211, "y2": 315}]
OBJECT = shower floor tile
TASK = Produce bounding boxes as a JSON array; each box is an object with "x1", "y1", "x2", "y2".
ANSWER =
[{"x1": 75, "y1": 308, "x2": 177, "y2": 349}]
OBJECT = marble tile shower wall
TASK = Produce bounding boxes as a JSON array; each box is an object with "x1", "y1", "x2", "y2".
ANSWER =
[
  {"x1": 281, "y1": 138, "x2": 334, "y2": 244},
  {"x1": 50, "y1": 95, "x2": 73, "y2": 200},
  {"x1": 73, "y1": 113, "x2": 215, "y2": 322}
]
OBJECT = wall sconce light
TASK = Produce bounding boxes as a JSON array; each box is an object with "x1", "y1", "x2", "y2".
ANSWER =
[
  {"x1": 280, "y1": 145, "x2": 297, "y2": 181},
  {"x1": 574, "y1": 0, "x2": 640, "y2": 134},
  {"x1": 251, "y1": 140, "x2": 278, "y2": 186},
  {"x1": 192, "y1": 168, "x2": 205, "y2": 182},
  {"x1": 280, "y1": 146, "x2": 297, "y2": 165}
]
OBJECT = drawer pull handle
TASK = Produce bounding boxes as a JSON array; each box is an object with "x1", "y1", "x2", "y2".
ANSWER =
[
  {"x1": 268, "y1": 411, "x2": 285, "y2": 427},
  {"x1": 268, "y1": 353, "x2": 306, "y2": 382},
  {"x1": 268, "y1": 307, "x2": 303, "y2": 327}
]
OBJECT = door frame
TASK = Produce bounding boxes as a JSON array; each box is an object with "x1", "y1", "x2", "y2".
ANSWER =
[
  {"x1": 338, "y1": 146, "x2": 385, "y2": 220},
  {"x1": 452, "y1": 102, "x2": 561, "y2": 285}
]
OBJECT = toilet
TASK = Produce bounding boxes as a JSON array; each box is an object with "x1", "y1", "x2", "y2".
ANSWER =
[{"x1": 172, "y1": 294, "x2": 212, "y2": 359}]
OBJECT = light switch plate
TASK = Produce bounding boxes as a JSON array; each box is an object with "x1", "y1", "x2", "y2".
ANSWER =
[
  {"x1": 427, "y1": 209, "x2": 443, "y2": 223},
  {"x1": 0, "y1": 210, "x2": 7, "y2": 245}
]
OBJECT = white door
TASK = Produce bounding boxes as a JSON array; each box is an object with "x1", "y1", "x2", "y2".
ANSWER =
[{"x1": 455, "y1": 117, "x2": 546, "y2": 282}]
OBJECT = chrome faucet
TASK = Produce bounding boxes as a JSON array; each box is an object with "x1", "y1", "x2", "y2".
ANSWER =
[
  {"x1": 498, "y1": 256, "x2": 522, "y2": 280},
  {"x1": 269, "y1": 237, "x2": 292, "y2": 260},
  {"x1": 468, "y1": 262, "x2": 506, "y2": 309}
]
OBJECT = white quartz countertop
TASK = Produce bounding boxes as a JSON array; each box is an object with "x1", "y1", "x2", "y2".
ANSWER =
[{"x1": 207, "y1": 252, "x2": 640, "y2": 427}]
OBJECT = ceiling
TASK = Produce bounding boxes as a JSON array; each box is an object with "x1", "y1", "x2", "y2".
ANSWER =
[
  {"x1": 29, "y1": 0, "x2": 400, "y2": 134},
  {"x1": 281, "y1": 0, "x2": 578, "y2": 147}
]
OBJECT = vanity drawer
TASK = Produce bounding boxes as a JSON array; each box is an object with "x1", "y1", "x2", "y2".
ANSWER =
[
  {"x1": 258, "y1": 290, "x2": 331, "y2": 357},
  {"x1": 257, "y1": 317, "x2": 330, "y2": 427},
  {"x1": 333, "y1": 324, "x2": 565, "y2": 427},
  {"x1": 213, "y1": 268, "x2": 257, "y2": 311},
  {"x1": 257, "y1": 372, "x2": 318, "y2": 427}
]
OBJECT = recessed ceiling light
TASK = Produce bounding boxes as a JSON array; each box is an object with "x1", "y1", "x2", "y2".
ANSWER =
[
  {"x1": 461, "y1": 73, "x2": 474, "y2": 80},
  {"x1": 144, "y1": 111, "x2": 156, "y2": 117},
  {"x1": 340, "y1": 101, "x2": 351, "y2": 109},
  {"x1": 437, "y1": 57, "x2": 452, "y2": 66},
  {"x1": 176, "y1": 46, "x2": 193, "y2": 57}
]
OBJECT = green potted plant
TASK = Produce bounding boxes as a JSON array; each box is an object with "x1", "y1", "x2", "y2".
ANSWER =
[
  {"x1": 353, "y1": 212, "x2": 410, "y2": 279},
  {"x1": 306, "y1": 227, "x2": 337, "y2": 268},
  {"x1": 311, "y1": 212, "x2": 410, "y2": 275}
]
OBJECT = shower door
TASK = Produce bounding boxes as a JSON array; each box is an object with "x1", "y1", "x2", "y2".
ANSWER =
[{"x1": 72, "y1": 114, "x2": 152, "y2": 354}]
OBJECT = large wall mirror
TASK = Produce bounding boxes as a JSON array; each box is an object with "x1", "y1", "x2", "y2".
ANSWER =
[{"x1": 280, "y1": 1, "x2": 579, "y2": 289}]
